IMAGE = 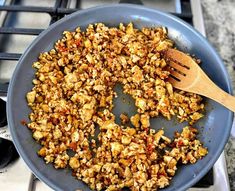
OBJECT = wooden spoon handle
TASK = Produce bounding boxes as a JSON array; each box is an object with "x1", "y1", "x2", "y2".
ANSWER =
[
  {"x1": 212, "y1": 89, "x2": 235, "y2": 112},
  {"x1": 220, "y1": 93, "x2": 235, "y2": 112},
  {"x1": 199, "y1": 78, "x2": 235, "y2": 112}
]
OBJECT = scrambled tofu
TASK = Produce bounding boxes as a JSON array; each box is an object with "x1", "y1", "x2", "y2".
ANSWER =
[{"x1": 26, "y1": 23, "x2": 207, "y2": 190}]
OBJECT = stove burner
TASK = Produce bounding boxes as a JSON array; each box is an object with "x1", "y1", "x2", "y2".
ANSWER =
[
  {"x1": 0, "y1": 138, "x2": 19, "y2": 169},
  {"x1": 0, "y1": 99, "x2": 7, "y2": 127},
  {"x1": 0, "y1": 98, "x2": 19, "y2": 168},
  {"x1": 194, "y1": 168, "x2": 214, "y2": 187}
]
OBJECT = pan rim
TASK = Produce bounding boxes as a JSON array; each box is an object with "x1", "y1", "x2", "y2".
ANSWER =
[{"x1": 7, "y1": 3, "x2": 233, "y2": 191}]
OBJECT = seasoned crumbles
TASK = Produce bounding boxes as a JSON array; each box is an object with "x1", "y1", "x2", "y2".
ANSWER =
[{"x1": 26, "y1": 23, "x2": 207, "y2": 190}]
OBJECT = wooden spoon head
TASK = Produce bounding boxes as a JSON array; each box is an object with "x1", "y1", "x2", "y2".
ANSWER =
[{"x1": 163, "y1": 49, "x2": 201, "y2": 90}]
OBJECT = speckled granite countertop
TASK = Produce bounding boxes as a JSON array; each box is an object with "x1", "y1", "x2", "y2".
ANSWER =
[{"x1": 201, "y1": 0, "x2": 235, "y2": 190}]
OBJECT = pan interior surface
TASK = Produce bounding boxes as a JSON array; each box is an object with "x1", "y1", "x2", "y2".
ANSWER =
[{"x1": 7, "y1": 4, "x2": 233, "y2": 191}]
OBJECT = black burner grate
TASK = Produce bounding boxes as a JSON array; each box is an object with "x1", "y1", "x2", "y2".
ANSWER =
[{"x1": 0, "y1": 0, "x2": 213, "y2": 188}]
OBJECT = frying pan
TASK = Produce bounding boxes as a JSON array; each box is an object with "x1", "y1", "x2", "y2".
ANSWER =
[{"x1": 7, "y1": 4, "x2": 233, "y2": 191}]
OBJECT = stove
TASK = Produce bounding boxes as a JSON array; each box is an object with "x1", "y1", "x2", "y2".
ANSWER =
[{"x1": 0, "y1": 0, "x2": 231, "y2": 191}]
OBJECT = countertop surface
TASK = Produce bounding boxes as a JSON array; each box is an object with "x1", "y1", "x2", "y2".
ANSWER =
[{"x1": 201, "y1": 0, "x2": 235, "y2": 190}]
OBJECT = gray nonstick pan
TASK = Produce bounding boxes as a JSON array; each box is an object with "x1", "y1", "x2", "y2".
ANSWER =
[{"x1": 7, "y1": 4, "x2": 233, "y2": 191}]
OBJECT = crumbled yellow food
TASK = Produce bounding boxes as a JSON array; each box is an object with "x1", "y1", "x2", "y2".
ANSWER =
[{"x1": 26, "y1": 23, "x2": 207, "y2": 190}]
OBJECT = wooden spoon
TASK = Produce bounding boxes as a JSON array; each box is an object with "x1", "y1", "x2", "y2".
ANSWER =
[{"x1": 164, "y1": 48, "x2": 235, "y2": 112}]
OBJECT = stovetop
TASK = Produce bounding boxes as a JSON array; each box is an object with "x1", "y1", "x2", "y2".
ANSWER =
[{"x1": 0, "y1": 0, "x2": 231, "y2": 191}]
